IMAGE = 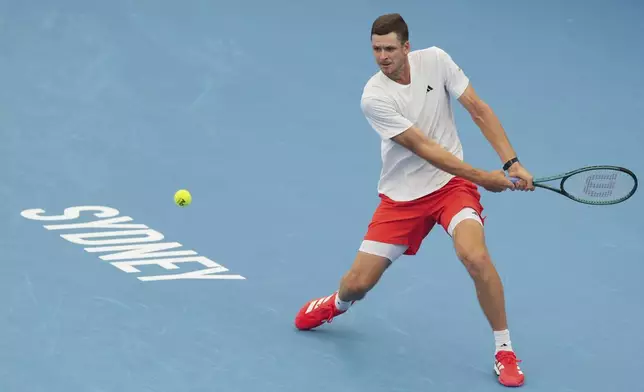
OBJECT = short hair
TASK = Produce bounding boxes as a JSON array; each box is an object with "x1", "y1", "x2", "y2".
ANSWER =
[{"x1": 370, "y1": 13, "x2": 409, "y2": 44}]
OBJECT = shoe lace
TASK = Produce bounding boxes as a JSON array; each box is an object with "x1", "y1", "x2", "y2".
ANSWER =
[
  {"x1": 323, "y1": 307, "x2": 338, "y2": 324},
  {"x1": 497, "y1": 351, "x2": 522, "y2": 367}
]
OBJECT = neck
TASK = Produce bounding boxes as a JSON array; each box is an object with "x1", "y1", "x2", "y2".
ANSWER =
[{"x1": 388, "y1": 60, "x2": 411, "y2": 85}]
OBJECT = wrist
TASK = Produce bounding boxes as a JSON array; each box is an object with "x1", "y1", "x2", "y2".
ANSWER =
[{"x1": 503, "y1": 157, "x2": 519, "y2": 171}]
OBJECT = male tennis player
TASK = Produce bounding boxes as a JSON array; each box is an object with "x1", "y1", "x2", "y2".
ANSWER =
[{"x1": 294, "y1": 13, "x2": 534, "y2": 388}]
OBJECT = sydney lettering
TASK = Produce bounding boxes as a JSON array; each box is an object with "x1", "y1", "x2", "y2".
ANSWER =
[{"x1": 20, "y1": 206, "x2": 246, "y2": 282}]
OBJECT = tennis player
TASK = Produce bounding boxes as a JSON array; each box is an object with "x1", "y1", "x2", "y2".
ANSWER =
[{"x1": 294, "y1": 13, "x2": 534, "y2": 388}]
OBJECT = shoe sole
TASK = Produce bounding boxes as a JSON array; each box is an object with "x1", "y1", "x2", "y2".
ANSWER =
[{"x1": 494, "y1": 366, "x2": 524, "y2": 387}]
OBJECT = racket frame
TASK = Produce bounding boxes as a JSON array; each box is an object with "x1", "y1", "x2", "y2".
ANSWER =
[{"x1": 530, "y1": 165, "x2": 638, "y2": 205}]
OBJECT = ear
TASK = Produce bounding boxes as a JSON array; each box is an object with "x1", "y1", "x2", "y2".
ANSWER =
[{"x1": 403, "y1": 41, "x2": 410, "y2": 54}]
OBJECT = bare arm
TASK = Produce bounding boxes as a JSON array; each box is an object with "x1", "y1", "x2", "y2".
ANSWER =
[
  {"x1": 457, "y1": 83, "x2": 534, "y2": 190},
  {"x1": 361, "y1": 94, "x2": 513, "y2": 192},
  {"x1": 391, "y1": 125, "x2": 489, "y2": 185},
  {"x1": 457, "y1": 83, "x2": 517, "y2": 164}
]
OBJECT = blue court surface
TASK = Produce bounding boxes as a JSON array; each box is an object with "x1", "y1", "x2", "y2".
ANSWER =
[{"x1": 2, "y1": 1, "x2": 644, "y2": 391}]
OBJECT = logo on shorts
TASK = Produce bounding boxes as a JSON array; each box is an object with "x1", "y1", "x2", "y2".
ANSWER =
[{"x1": 426, "y1": 85, "x2": 433, "y2": 92}]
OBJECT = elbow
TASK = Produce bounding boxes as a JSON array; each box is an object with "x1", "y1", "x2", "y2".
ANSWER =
[
  {"x1": 470, "y1": 101, "x2": 492, "y2": 125},
  {"x1": 471, "y1": 113, "x2": 485, "y2": 125}
]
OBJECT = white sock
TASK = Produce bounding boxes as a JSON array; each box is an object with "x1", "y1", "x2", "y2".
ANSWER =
[
  {"x1": 334, "y1": 292, "x2": 352, "y2": 312},
  {"x1": 494, "y1": 329, "x2": 513, "y2": 353}
]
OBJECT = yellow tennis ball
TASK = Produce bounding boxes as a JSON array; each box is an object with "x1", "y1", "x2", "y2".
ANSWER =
[{"x1": 174, "y1": 189, "x2": 192, "y2": 207}]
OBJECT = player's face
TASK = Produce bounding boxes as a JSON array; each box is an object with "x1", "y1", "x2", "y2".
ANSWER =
[{"x1": 371, "y1": 32, "x2": 409, "y2": 78}]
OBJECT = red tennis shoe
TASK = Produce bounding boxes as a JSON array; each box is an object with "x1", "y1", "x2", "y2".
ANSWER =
[
  {"x1": 495, "y1": 350, "x2": 525, "y2": 387},
  {"x1": 295, "y1": 292, "x2": 347, "y2": 330}
]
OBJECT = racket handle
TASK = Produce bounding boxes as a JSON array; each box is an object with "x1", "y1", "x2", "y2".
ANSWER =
[{"x1": 508, "y1": 176, "x2": 520, "y2": 184}]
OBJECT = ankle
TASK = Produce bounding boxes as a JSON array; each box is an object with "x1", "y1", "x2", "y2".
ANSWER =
[
  {"x1": 334, "y1": 292, "x2": 353, "y2": 311},
  {"x1": 337, "y1": 287, "x2": 366, "y2": 303},
  {"x1": 494, "y1": 329, "x2": 513, "y2": 352}
]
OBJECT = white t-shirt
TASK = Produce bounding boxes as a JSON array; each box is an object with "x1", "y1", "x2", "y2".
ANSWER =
[{"x1": 360, "y1": 46, "x2": 470, "y2": 201}]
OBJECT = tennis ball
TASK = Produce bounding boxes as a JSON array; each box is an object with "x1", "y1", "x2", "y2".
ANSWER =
[{"x1": 174, "y1": 189, "x2": 192, "y2": 207}]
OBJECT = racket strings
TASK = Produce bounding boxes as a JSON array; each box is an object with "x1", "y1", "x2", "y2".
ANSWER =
[{"x1": 563, "y1": 169, "x2": 636, "y2": 203}]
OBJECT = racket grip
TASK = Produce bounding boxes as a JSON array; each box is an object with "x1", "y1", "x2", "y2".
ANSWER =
[{"x1": 508, "y1": 176, "x2": 521, "y2": 184}]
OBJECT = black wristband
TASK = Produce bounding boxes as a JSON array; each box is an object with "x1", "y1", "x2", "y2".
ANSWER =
[{"x1": 503, "y1": 157, "x2": 519, "y2": 171}]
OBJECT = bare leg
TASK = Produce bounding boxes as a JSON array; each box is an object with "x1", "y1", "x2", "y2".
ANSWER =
[
  {"x1": 452, "y1": 219, "x2": 508, "y2": 331},
  {"x1": 338, "y1": 251, "x2": 391, "y2": 302}
]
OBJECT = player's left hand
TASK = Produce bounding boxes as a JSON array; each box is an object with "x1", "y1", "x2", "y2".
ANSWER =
[{"x1": 507, "y1": 162, "x2": 535, "y2": 191}]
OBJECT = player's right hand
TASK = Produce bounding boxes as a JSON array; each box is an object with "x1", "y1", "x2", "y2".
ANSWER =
[{"x1": 480, "y1": 170, "x2": 515, "y2": 193}]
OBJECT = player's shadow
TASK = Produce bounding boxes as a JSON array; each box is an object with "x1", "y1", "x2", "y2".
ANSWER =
[
  {"x1": 292, "y1": 323, "x2": 369, "y2": 343},
  {"x1": 292, "y1": 318, "x2": 502, "y2": 389}
]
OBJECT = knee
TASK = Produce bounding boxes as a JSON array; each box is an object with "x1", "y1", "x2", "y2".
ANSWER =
[{"x1": 458, "y1": 247, "x2": 493, "y2": 280}]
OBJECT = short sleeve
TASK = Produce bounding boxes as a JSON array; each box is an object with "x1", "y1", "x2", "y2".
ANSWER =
[
  {"x1": 360, "y1": 96, "x2": 413, "y2": 140},
  {"x1": 437, "y1": 47, "x2": 469, "y2": 99}
]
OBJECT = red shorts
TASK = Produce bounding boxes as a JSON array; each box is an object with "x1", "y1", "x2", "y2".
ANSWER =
[{"x1": 363, "y1": 176, "x2": 485, "y2": 255}]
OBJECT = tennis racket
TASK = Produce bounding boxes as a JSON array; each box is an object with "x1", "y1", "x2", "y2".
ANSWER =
[{"x1": 509, "y1": 165, "x2": 638, "y2": 205}]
